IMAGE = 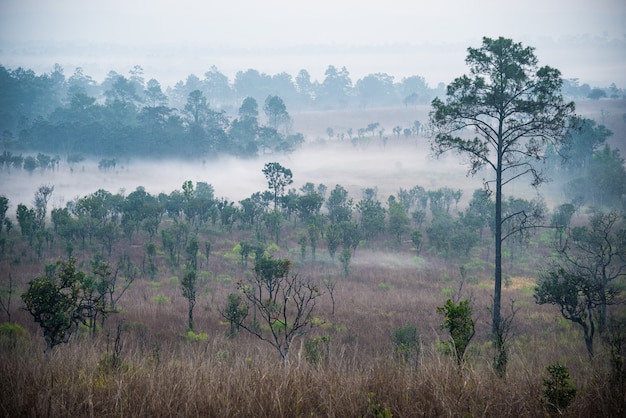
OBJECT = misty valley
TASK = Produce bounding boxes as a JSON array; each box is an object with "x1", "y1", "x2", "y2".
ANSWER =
[{"x1": 1, "y1": 37, "x2": 626, "y2": 417}]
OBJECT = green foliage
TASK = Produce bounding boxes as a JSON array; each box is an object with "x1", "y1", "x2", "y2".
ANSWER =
[
  {"x1": 440, "y1": 287, "x2": 454, "y2": 298},
  {"x1": 21, "y1": 257, "x2": 109, "y2": 353},
  {"x1": 542, "y1": 364, "x2": 576, "y2": 414},
  {"x1": 429, "y1": 36, "x2": 575, "y2": 338},
  {"x1": 182, "y1": 330, "x2": 208, "y2": 343},
  {"x1": 151, "y1": 294, "x2": 170, "y2": 304},
  {"x1": 262, "y1": 162, "x2": 293, "y2": 209},
  {"x1": 356, "y1": 197, "x2": 386, "y2": 241},
  {"x1": 181, "y1": 269, "x2": 197, "y2": 331},
  {"x1": 222, "y1": 293, "x2": 248, "y2": 337},
  {"x1": 234, "y1": 255, "x2": 323, "y2": 364},
  {"x1": 339, "y1": 247, "x2": 352, "y2": 276},
  {"x1": 387, "y1": 197, "x2": 410, "y2": 244},
  {"x1": 410, "y1": 230, "x2": 422, "y2": 255},
  {"x1": 365, "y1": 392, "x2": 393, "y2": 418},
  {"x1": 437, "y1": 299, "x2": 475, "y2": 366},
  {"x1": 390, "y1": 324, "x2": 420, "y2": 365},
  {"x1": 377, "y1": 282, "x2": 393, "y2": 291},
  {"x1": 0, "y1": 322, "x2": 27, "y2": 349}
]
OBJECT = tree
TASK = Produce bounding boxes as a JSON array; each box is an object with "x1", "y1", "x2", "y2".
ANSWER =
[
  {"x1": 296, "y1": 192, "x2": 324, "y2": 224},
  {"x1": 0, "y1": 195, "x2": 9, "y2": 235},
  {"x1": 560, "y1": 211, "x2": 625, "y2": 327},
  {"x1": 387, "y1": 198, "x2": 410, "y2": 245},
  {"x1": 21, "y1": 257, "x2": 107, "y2": 353},
  {"x1": 16, "y1": 203, "x2": 36, "y2": 244},
  {"x1": 262, "y1": 162, "x2": 293, "y2": 209},
  {"x1": 221, "y1": 293, "x2": 248, "y2": 337},
  {"x1": 33, "y1": 184, "x2": 54, "y2": 230},
  {"x1": 318, "y1": 65, "x2": 352, "y2": 106},
  {"x1": 144, "y1": 79, "x2": 168, "y2": 107},
  {"x1": 263, "y1": 95, "x2": 290, "y2": 131},
  {"x1": 181, "y1": 237, "x2": 199, "y2": 331},
  {"x1": 326, "y1": 185, "x2": 353, "y2": 223},
  {"x1": 228, "y1": 256, "x2": 323, "y2": 365},
  {"x1": 558, "y1": 117, "x2": 611, "y2": 177},
  {"x1": 535, "y1": 266, "x2": 613, "y2": 359},
  {"x1": 355, "y1": 73, "x2": 395, "y2": 107},
  {"x1": 181, "y1": 270, "x2": 197, "y2": 332},
  {"x1": 551, "y1": 203, "x2": 576, "y2": 247},
  {"x1": 184, "y1": 89, "x2": 209, "y2": 124},
  {"x1": 428, "y1": 36, "x2": 575, "y2": 336},
  {"x1": 437, "y1": 298, "x2": 475, "y2": 366},
  {"x1": 356, "y1": 197, "x2": 386, "y2": 241},
  {"x1": 535, "y1": 210, "x2": 625, "y2": 358},
  {"x1": 587, "y1": 145, "x2": 626, "y2": 208}
]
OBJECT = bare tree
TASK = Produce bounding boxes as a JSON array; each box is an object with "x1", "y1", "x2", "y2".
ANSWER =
[{"x1": 226, "y1": 256, "x2": 323, "y2": 365}]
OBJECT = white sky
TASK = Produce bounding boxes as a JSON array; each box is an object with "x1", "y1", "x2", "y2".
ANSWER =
[{"x1": 1, "y1": 0, "x2": 625, "y2": 87}]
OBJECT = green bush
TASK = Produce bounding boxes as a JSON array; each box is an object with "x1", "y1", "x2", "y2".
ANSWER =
[
  {"x1": 304, "y1": 335, "x2": 331, "y2": 365},
  {"x1": 390, "y1": 324, "x2": 420, "y2": 365},
  {"x1": 182, "y1": 330, "x2": 208, "y2": 343},
  {"x1": 151, "y1": 294, "x2": 170, "y2": 304},
  {"x1": 437, "y1": 299, "x2": 475, "y2": 366},
  {"x1": 0, "y1": 322, "x2": 27, "y2": 348},
  {"x1": 542, "y1": 364, "x2": 576, "y2": 414},
  {"x1": 365, "y1": 392, "x2": 393, "y2": 418},
  {"x1": 377, "y1": 282, "x2": 393, "y2": 291}
]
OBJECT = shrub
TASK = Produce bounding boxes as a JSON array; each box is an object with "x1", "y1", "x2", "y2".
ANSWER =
[
  {"x1": 365, "y1": 392, "x2": 393, "y2": 418},
  {"x1": 182, "y1": 330, "x2": 208, "y2": 343},
  {"x1": 377, "y1": 282, "x2": 393, "y2": 291},
  {"x1": 151, "y1": 294, "x2": 170, "y2": 304},
  {"x1": 0, "y1": 322, "x2": 27, "y2": 349},
  {"x1": 437, "y1": 299, "x2": 475, "y2": 366},
  {"x1": 303, "y1": 335, "x2": 331, "y2": 366},
  {"x1": 390, "y1": 324, "x2": 420, "y2": 365},
  {"x1": 542, "y1": 364, "x2": 576, "y2": 414}
]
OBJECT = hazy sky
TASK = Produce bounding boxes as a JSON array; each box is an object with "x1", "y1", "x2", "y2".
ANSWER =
[{"x1": 1, "y1": 0, "x2": 625, "y2": 86}]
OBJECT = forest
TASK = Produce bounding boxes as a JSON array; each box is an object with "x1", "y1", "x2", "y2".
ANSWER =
[
  {"x1": 0, "y1": 59, "x2": 621, "y2": 160},
  {"x1": 1, "y1": 37, "x2": 626, "y2": 417}
]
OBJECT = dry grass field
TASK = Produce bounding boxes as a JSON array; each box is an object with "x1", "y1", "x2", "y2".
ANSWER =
[{"x1": 1, "y1": 100, "x2": 625, "y2": 417}]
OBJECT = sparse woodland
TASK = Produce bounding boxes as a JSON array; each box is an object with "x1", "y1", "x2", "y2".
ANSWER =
[{"x1": 1, "y1": 38, "x2": 626, "y2": 417}]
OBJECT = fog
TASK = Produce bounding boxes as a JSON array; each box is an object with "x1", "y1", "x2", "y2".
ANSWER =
[
  {"x1": 2, "y1": 138, "x2": 479, "y2": 214},
  {"x1": 1, "y1": 1, "x2": 624, "y2": 212},
  {"x1": 1, "y1": 0, "x2": 625, "y2": 87}
]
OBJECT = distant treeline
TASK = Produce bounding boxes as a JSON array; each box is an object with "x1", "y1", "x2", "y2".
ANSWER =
[{"x1": 1, "y1": 64, "x2": 621, "y2": 160}]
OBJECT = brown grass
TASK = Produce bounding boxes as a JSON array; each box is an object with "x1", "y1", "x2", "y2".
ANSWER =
[
  {"x1": 1, "y1": 230, "x2": 622, "y2": 417},
  {"x1": 1, "y1": 101, "x2": 624, "y2": 417}
]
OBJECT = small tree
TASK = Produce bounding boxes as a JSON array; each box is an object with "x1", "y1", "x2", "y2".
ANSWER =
[
  {"x1": 322, "y1": 278, "x2": 337, "y2": 317},
  {"x1": 437, "y1": 299, "x2": 475, "y2": 366},
  {"x1": 181, "y1": 237, "x2": 199, "y2": 331},
  {"x1": 535, "y1": 265, "x2": 618, "y2": 359},
  {"x1": 338, "y1": 247, "x2": 352, "y2": 276},
  {"x1": 536, "y1": 210, "x2": 625, "y2": 359},
  {"x1": 558, "y1": 210, "x2": 625, "y2": 328},
  {"x1": 22, "y1": 257, "x2": 105, "y2": 354},
  {"x1": 221, "y1": 293, "x2": 248, "y2": 337},
  {"x1": 181, "y1": 270, "x2": 197, "y2": 332},
  {"x1": 227, "y1": 256, "x2": 323, "y2": 365},
  {"x1": 491, "y1": 299, "x2": 519, "y2": 377},
  {"x1": 262, "y1": 162, "x2": 293, "y2": 209},
  {"x1": 33, "y1": 184, "x2": 54, "y2": 230},
  {"x1": 542, "y1": 364, "x2": 576, "y2": 415}
]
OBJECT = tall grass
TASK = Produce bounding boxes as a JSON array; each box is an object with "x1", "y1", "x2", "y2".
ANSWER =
[{"x1": 1, "y1": 253, "x2": 621, "y2": 417}]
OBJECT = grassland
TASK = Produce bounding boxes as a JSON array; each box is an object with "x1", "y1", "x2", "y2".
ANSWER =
[{"x1": 1, "y1": 100, "x2": 625, "y2": 417}]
